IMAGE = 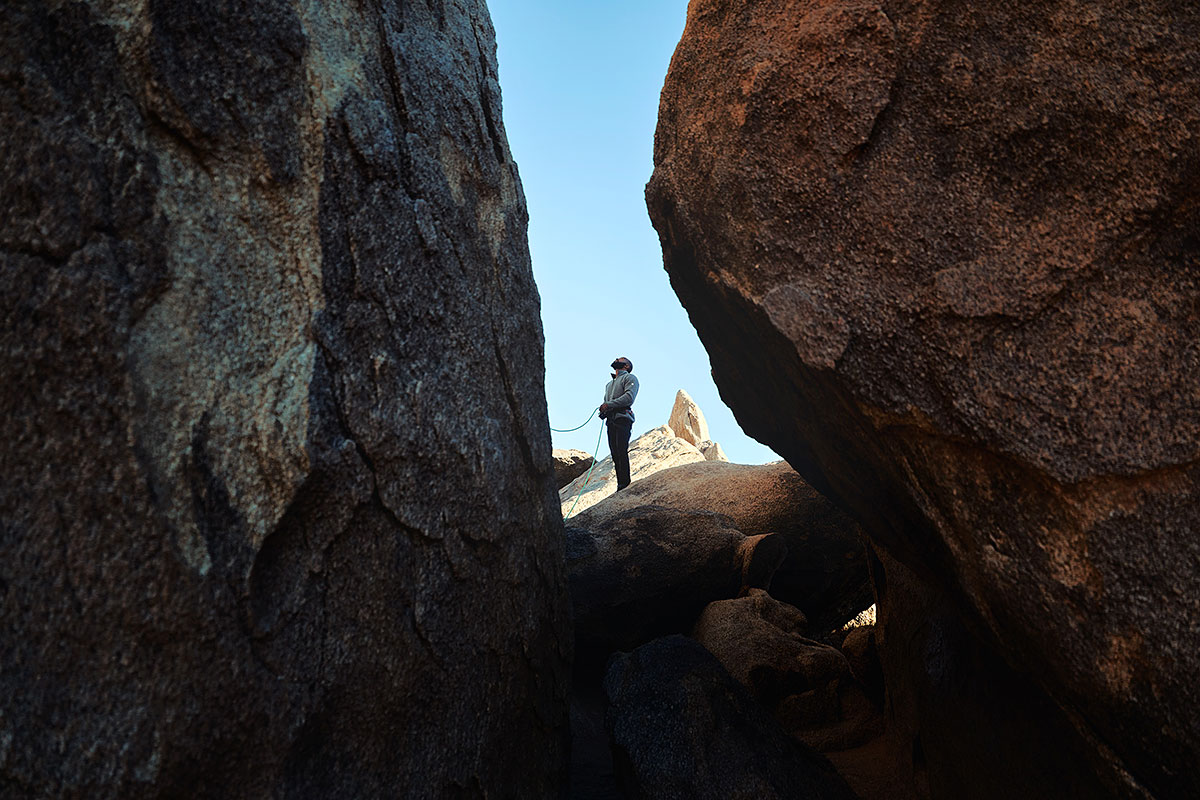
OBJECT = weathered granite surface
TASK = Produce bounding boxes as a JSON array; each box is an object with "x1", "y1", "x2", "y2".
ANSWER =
[
  {"x1": 666, "y1": 388, "x2": 709, "y2": 446},
  {"x1": 870, "y1": 546, "x2": 1138, "y2": 799},
  {"x1": 560, "y1": 424, "x2": 706, "y2": 517},
  {"x1": 648, "y1": 0, "x2": 1200, "y2": 796},
  {"x1": 553, "y1": 448, "x2": 595, "y2": 489},
  {"x1": 566, "y1": 505, "x2": 784, "y2": 667},
  {"x1": 588, "y1": 460, "x2": 870, "y2": 631},
  {"x1": 604, "y1": 636, "x2": 859, "y2": 800},
  {"x1": 0, "y1": 0, "x2": 568, "y2": 796}
]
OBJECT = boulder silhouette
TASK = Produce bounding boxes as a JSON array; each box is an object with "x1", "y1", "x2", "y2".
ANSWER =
[{"x1": 566, "y1": 505, "x2": 785, "y2": 666}]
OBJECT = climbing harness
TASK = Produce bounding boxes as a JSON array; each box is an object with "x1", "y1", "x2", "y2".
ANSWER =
[
  {"x1": 550, "y1": 407, "x2": 599, "y2": 433},
  {"x1": 562, "y1": 417, "x2": 607, "y2": 521}
]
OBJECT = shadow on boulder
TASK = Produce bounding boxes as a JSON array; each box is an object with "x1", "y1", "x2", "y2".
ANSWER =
[
  {"x1": 584, "y1": 460, "x2": 872, "y2": 631},
  {"x1": 566, "y1": 505, "x2": 786, "y2": 670},
  {"x1": 604, "y1": 636, "x2": 859, "y2": 800}
]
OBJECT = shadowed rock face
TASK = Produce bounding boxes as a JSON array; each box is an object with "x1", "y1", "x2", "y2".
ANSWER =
[
  {"x1": 566, "y1": 505, "x2": 783, "y2": 667},
  {"x1": 648, "y1": 0, "x2": 1200, "y2": 796},
  {"x1": 870, "y1": 546, "x2": 1135, "y2": 800},
  {"x1": 693, "y1": 590, "x2": 849, "y2": 708},
  {"x1": 583, "y1": 460, "x2": 870, "y2": 631},
  {"x1": 553, "y1": 448, "x2": 596, "y2": 489},
  {"x1": 0, "y1": 1, "x2": 568, "y2": 796},
  {"x1": 604, "y1": 636, "x2": 859, "y2": 800}
]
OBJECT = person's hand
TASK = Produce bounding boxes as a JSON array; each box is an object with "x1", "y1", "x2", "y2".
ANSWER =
[{"x1": 599, "y1": 403, "x2": 609, "y2": 414}]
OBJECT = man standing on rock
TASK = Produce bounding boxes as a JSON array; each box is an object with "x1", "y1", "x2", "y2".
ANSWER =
[{"x1": 599, "y1": 357, "x2": 639, "y2": 491}]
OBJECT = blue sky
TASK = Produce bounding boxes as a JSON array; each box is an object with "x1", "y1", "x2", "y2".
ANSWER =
[{"x1": 489, "y1": 0, "x2": 778, "y2": 465}]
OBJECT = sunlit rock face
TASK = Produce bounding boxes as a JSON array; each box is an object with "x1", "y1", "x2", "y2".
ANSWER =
[
  {"x1": 0, "y1": 1, "x2": 568, "y2": 796},
  {"x1": 560, "y1": 390, "x2": 735, "y2": 517},
  {"x1": 648, "y1": 0, "x2": 1200, "y2": 797},
  {"x1": 560, "y1": 424, "x2": 707, "y2": 517},
  {"x1": 667, "y1": 388, "x2": 710, "y2": 445}
]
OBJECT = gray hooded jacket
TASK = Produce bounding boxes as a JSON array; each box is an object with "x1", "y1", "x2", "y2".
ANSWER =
[{"x1": 603, "y1": 369, "x2": 639, "y2": 422}]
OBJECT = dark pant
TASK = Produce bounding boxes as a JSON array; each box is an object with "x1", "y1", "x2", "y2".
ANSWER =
[{"x1": 606, "y1": 415, "x2": 633, "y2": 489}]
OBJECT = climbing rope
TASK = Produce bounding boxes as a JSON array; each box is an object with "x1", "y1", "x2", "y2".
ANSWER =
[
  {"x1": 562, "y1": 417, "x2": 607, "y2": 521},
  {"x1": 550, "y1": 406, "x2": 599, "y2": 433}
]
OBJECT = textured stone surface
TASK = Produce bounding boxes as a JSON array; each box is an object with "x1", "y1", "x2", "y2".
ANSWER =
[
  {"x1": 693, "y1": 590, "x2": 881, "y2": 754},
  {"x1": 870, "y1": 547, "x2": 1139, "y2": 799},
  {"x1": 566, "y1": 506, "x2": 783, "y2": 666},
  {"x1": 0, "y1": 1, "x2": 569, "y2": 796},
  {"x1": 604, "y1": 636, "x2": 859, "y2": 800},
  {"x1": 580, "y1": 460, "x2": 870, "y2": 631},
  {"x1": 648, "y1": 1, "x2": 1200, "y2": 795},
  {"x1": 698, "y1": 439, "x2": 729, "y2": 462},
  {"x1": 560, "y1": 424, "x2": 705, "y2": 517},
  {"x1": 553, "y1": 447, "x2": 595, "y2": 489},
  {"x1": 737, "y1": 533, "x2": 790, "y2": 593},
  {"x1": 569, "y1": 684, "x2": 624, "y2": 800},
  {"x1": 780, "y1": 681, "x2": 883, "y2": 754},
  {"x1": 693, "y1": 590, "x2": 849, "y2": 707},
  {"x1": 667, "y1": 388, "x2": 710, "y2": 445}
]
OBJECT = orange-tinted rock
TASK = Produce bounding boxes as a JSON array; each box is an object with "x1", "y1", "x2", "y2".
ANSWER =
[
  {"x1": 840, "y1": 626, "x2": 884, "y2": 709},
  {"x1": 693, "y1": 589, "x2": 847, "y2": 707},
  {"x1": 737, "y1": 534, "x2": 791, "y2": 594},
  {"x1": 648, "y1": 1, "x2": 1200, "y2": 796},
  {"x1": 777, "y1": 680, "x2": 882, "y2": 754}
]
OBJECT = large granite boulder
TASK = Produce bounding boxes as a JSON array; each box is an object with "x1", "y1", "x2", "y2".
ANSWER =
[
  {"x1": 604, "y1": 636, "x2": 858, "y2": 800},
  {"x1": 566, "y1": 505, "x2": 785, "y2": 665},
  {"x1": 0, "y1": 1, "x2": 568, "y2": 796},
  {"x1": 648, "y1": 1, "x2": 1200, "y2": 796},
  {"x1": 694, "y1": 590, "x2": 880, "y2": 754},
  {"x1": 580, "y1": 460, "x2": 870, "y2": 631}
]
